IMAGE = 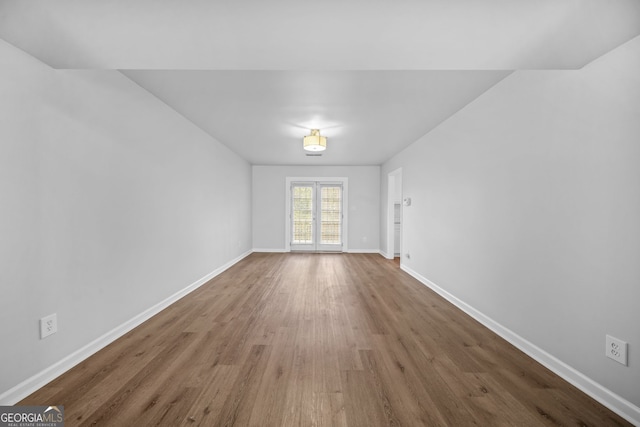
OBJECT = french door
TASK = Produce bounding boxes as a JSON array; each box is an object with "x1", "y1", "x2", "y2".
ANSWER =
[{"x1": 290, "y1": 182, "x2": 343, "y2": 252}]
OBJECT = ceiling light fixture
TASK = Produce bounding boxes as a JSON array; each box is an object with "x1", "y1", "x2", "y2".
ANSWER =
[{"x1": 303, "y1": 129, "x2": 327, "y2": 152}]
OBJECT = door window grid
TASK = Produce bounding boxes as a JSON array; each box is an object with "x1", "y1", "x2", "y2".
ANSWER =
[
  {"x1": 292, "y1": 186, "x2": 313, "y2": 244},
  {"x1": 320, "y1": 186, "x2": 342, "y2": 244},
  {"x1": 290, "y1": 181, "x2": 344, "y2": 251}
]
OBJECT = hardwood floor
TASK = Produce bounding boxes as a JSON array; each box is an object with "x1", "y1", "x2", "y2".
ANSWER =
[{"x1": 20, "y1": 253, "x2": 631, "y2": 426}]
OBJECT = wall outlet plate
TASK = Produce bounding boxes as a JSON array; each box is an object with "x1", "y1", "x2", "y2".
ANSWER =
[
  {"x1": 40, "y1": 313, "x2": 57, "y2": 339},
  {"x1": 605, "y1": 335, "x2": 627, "y2": 366}
]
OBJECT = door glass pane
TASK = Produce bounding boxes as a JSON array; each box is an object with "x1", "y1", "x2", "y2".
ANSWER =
[
  {"x1": 292, "y1": 186, "x2": 313, "y2": 244},
  {"x1": 320, "y1": 186, "x2": 341, "y2": 244}
]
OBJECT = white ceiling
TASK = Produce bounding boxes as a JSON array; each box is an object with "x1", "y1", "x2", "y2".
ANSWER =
[
  {"x1": 122, "y1": 70, "x2": 510, "y2": 165},
  {"x1": 1, "y1": 0, "x2": 639, "y2": 165}
]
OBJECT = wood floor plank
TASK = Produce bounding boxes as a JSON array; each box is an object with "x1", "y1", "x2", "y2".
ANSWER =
[
  {"x1": 177, "y1": 365, "x2": 240, "y2": 427},
  {"x1": 215, "y1": 344, "x2": 272, "y2": 427},
  {"x1": 247, "y1": 327, "x2": 297, "y2": 426},
  {"x1": 368, "y1": 335, "x2": 451, "y2": 425},
  {"x1": 341, "y1": 368, "x2": 391, "y2": 427},
  {"x1": 18, "y1": 253, "x2": 633, "y2": 426}
]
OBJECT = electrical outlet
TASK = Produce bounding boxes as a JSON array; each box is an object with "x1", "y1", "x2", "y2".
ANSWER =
[
  {"x1": 406, "y1": 252, "x2": 411, "y2": 259},
  {"x1": 605, "y1": 335, "x2": 627, "y2": 366},
  {"x1": 40, "y1": 313, "x2": 57, "y2": 339}
]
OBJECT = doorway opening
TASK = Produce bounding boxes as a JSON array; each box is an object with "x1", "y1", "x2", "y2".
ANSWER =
[{"x1": 387, "y1": 168, "x2": 402, "y2": 261}]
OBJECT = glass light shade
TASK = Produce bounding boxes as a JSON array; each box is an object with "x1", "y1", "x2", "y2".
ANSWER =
[{"x1": 303, "y1": 129, "x2": 327, "y2": 152}]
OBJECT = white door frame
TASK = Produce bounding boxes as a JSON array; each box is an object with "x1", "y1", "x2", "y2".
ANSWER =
[
  {"x1": 285, "y1": 177, "x2": 349, "y2": 252},
  {"x1": 386, "y1": 168, "x2": 402, "y2": 259}
]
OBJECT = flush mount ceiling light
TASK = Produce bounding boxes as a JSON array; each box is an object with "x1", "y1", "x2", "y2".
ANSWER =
[{"x1": 303, "y1": 129, "x2": 327, "y2": 152}]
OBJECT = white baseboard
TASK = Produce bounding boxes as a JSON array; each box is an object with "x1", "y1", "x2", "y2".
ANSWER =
[
  {"x1": 253, "y1": 248, "x2": 382, "y2": 254},
  {"x1": 378, "y1": 250, "x2": 402, "y2": 259},
  {"x1": 400, "y1": 265, "x2": 640, "y2": 426},
  {"x1": 0, "y1": 250, "x2": 253, "y2": 406}
]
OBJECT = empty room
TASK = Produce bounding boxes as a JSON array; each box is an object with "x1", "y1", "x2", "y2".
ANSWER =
[{"x1": 1, "y1": 1, "x2": 639, "y2": 426}]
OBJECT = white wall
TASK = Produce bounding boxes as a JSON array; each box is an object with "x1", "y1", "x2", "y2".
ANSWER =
[
  {"x1": 0, "y1": 40, "x2": 252, "y2": 400},
  {"x1": 382, "y1": 36, "x2": 640, "y2": 420},
  {"x1": 253, "y1": 165, "x2": 380, "y2": 252}
]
